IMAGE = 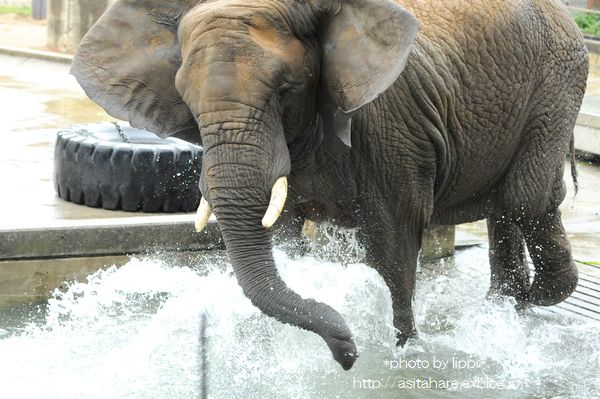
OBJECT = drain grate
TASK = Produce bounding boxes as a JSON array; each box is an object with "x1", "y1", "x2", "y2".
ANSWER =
[
  {"x1": 538, "y1": 265, "x2": 600, "y2": 322},
  {"x1": 420, "y1": 253, "x2": 600, "y2": 322}
]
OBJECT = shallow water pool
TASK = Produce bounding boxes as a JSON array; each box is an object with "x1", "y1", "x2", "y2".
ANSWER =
[{"x1": 0, "y1": 245, "x2": 598, "y2": 399}]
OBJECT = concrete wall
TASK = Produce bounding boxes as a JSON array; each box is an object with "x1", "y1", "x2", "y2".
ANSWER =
[
  {"x1": 575, "y1": 112, "x2": 600, "y2": 156},
  {"x1": 47, "y1": 0, "x2": 112, "y2": 53}
]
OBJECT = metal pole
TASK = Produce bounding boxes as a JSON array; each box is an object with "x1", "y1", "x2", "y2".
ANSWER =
[{"x1": 198, "y1": 313, "x2": 208, "y2": 399}]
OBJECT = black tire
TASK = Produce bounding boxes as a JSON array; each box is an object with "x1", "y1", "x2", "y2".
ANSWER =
[{"x1": 54, "y1": 122, "x2": 202, "y2": 212}]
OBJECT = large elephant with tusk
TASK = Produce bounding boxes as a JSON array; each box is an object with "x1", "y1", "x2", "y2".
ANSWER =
[{"x1": 71, "y1": 0, "x2": 587, "y2": 370}]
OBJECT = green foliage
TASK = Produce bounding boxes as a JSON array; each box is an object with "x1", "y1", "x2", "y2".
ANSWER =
[
  {"x1": 573, "y1": 11, "x2": 600, "y2": 36},
  {"x1": 0, "y1": 5, "x2": 32, "y2": 16},
  {"x1": 579, "y1": 260, "x2": 600, "y2": 267}
]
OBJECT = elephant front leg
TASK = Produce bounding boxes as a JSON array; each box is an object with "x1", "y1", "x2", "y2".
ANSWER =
[
  {"x1": 487, "y1": 215, "x2": 530, "y2": 302},
  {"x1": 388, "y1": 264, "x2": 419, "y2": 347},
  {"x1": 361, "y1": 206, "x2": 423, "y2": 347}
]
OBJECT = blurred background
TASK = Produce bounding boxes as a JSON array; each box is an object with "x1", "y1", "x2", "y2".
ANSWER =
[
  {"x1": 0, "y1": 1, "x2": 600, "y2": 54},
  {"x1": 0, "y1": 0, "x2": 110, "y2": 53}
]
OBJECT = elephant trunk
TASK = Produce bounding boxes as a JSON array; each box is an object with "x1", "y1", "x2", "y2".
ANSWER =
[{"x1": 201, "y1": 124, "x2": 357, "y2": 370}]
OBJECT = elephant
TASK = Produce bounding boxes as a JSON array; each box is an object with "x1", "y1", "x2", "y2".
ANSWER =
[{"x1": 70, "y1": 0, "x2": 588, "y2": 370}]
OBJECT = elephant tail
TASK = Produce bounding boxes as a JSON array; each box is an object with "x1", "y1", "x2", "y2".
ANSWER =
[{"x1": 570, "y1": 135, "x2": 579, "y2": 196}]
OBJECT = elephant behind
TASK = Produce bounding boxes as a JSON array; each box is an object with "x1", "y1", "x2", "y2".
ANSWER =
[{"x1": 70, "y1": 0, "x2": 588, "y2": 370}]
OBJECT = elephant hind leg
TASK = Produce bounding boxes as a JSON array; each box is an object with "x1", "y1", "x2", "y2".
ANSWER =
[
  {"x1": 517, "y1": 209, "x2": 578, "y2": 306},
  {"x1": 494, "y1": 162, "x2": 577, "y2": 306},
  {"x1": 487, "y1": 215, "x2": 530, "y2": 302},
  {"x1": 491, "y1": 81, "x2": 581, "y2": 305}
]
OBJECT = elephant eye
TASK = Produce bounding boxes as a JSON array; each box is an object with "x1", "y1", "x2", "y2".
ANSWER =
[{"x1": 278, "y1": 82, "x2": 293, "y2": 98}]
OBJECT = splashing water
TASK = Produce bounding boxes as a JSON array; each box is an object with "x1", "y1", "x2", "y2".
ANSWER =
[
  {"x1": 0, "y1": 244, "x2": 598, "y2": 398},
  {"x1": 303, "y1": 222, "x2": 366, "y2": 264}
]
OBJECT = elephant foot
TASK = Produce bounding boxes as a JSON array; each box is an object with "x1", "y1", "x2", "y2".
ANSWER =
[
  {"x1": 486, "y1": 269, "x2": 530, "y2": 306},
  {"x1": 396, "y1": 330, "x2": 417, "y2": 348},
  {"x1": 322, "y1": 333, "x2": 358, "y2": 370},
  {"x1": 486, "y1": 288, "x2": 531, "y2": 312},
  {"x1": 526, "y1": 265, "x2": 578, "y2": 306},
  {"x1": 514, "y1": 299, "x2": 531, "y2": 312},
  {"x1": 516, "y1": 210, "x2": 578, "y2": 307},
  {"x1": 486, "y1": 280, "x2": 529, "y2": 303}
]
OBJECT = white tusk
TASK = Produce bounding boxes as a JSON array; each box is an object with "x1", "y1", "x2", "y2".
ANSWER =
[
  {"x1": 262, "y1": 176, "x2": 288, "y2": 229},
  {"x1": 195, "y1": 197, "x2": 212, "y2": 232}
]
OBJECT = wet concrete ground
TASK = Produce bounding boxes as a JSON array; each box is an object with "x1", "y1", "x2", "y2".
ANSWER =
[
  {"x1": 0, "y1": 53, "x2": 136, "y2": 226},
  {"x1": 0, "y1": 14, "x2": 46, "y2": 52},
  {"x1": 0, "y1": 52, "x2": 599, "y2": 267}
]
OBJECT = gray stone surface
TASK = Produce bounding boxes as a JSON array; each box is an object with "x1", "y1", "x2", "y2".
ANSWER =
[
  {"x1": 0, "y1": 217, "x2": 224, "y2": 261},
  {"x1": 0, "y1": 255, "x2": 129, "y2": 308},
  {"x1": 575, "y1": 111, "x2": 600, "y2": 155},
  {"x1": 421, "y1": 225, "x2": 456, "y2": 261},
  {"x1": 0, "y1": 45, "x2": 71, "y2": 63}
]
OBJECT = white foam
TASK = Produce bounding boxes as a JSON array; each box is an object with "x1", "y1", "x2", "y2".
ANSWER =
[{"x1": 0, "y1": 245, "x2": 598, "y2": 398}]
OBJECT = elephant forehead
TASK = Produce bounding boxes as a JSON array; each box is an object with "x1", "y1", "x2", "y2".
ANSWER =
[
  {"x1": 233, "y1": 55, "x2": 267, "y2": 104},
  {"x1": 179, "y1": 1, "x2": 304, "y2": 64},
  {"x1": 247, "y1": 16, "x2": 305, "y2": 68}
]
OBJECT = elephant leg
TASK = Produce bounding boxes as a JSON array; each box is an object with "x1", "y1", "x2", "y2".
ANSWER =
[
  {"x1": 487, "y1": 215, "x2": 530, "y2": 302},
  {"x1": 360, "y1": 204, "x2": 424, "y2": 346},
  {"x1": 516, "y1": 209, "x2": 578, "y2": 306},
  {"x1": 494, "y1": 85, "x2": 581, "y2": 306}
]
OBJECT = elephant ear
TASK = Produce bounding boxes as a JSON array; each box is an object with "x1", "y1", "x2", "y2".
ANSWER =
[
  {"x1": 319, "y1": 0, "x2": 419, "y2": 150},
  {"x1": 70, "y1": 0, "x2": 200, "y2": 139}
]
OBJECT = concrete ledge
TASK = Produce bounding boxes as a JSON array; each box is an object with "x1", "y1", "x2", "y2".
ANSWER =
[
  {"x1": 576, "y1": 111, "x2": 600, "y2": 129},
  {"x1": 421, "y1": 225, "x2": 456, "y2": 261},
  {"x1": 0, "y1": 255, "x2": 130, "y2": 308},
  {"x1": 0, "y1": 216, "x2": 223, "y2": 261},
  {"x1": 585, "y1": 38, "x2": 600, "y2": 55},
  {"x1": 0, "y1": 45, "x2": 73, "y2": 64},
  {"x1": 575, "y1": 111, "x2": 600, "y2": 156},
  {"x1": 1, "y1": 211, "x2": 457, "y2": 261}
]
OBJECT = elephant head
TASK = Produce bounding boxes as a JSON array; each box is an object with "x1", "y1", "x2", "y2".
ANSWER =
[{"x1": 71, "y1": 0, "x2": 419, "y2": 370}]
